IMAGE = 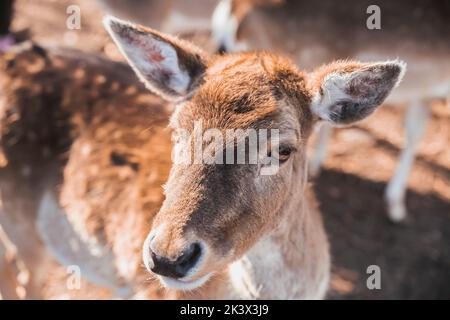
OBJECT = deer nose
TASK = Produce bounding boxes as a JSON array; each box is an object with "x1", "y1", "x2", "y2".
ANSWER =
[
  {"x1": 217, "y1": 43, "x2": 227, "y2": 54},
  {"x1": 149, "y1": 242, "x2": 202, "y2": 279}
]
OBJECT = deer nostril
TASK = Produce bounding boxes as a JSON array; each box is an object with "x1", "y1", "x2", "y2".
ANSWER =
[
  {"x1": 150, "y1": 243, "x2": 202, "y2": 279},
  {"x1": 217, "y1": 43, "x2": 227, "y2": 55}
]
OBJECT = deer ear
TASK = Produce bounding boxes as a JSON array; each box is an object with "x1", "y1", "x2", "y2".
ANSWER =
[
  {"x1": 310, "y1": 60, "x2": 406, "y2": 125},
  {"x1": 103, "y1": 16, "x2": 207, "y2": 102}
]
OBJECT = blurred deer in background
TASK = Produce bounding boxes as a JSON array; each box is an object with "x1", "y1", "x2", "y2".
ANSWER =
[
  {"x1": 212, "y1": 0, "x2": 450, "y2": 222},
  {"x1": 0, "y1": 43, "x2": 174, "y2": 298}
]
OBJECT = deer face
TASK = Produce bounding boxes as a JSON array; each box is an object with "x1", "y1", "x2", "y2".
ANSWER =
[{"x1": 105, "y1": 16, "x2": 405, "y2": 290}]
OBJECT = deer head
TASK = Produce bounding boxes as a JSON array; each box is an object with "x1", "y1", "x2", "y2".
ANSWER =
[{"x1": 104, "y1": 16, "x2": 405, "y2": 290}]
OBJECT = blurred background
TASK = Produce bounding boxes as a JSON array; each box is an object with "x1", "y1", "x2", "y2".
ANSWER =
[{"x1": 0, "y1": 0, "x2": 449, "y2": 299}]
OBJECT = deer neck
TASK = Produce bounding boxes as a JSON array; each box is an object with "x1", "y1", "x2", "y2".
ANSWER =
[
  {"x1": 176, "y1": 163, "x2": 330, "y2": 300},
  {"x1": 226, "y1": 172, "x2": 330, "y2": 299}
]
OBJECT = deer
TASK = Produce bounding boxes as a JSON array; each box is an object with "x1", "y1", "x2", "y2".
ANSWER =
[
  {"x1": 0, "y1": 15, "x2": 405, "y2": 298},
  {"x1": 211, "y1": 0, "x2": 450, "y2": 222},
  {"x1": 103, "y1": 16, "x2": 405, "y2": 299}
]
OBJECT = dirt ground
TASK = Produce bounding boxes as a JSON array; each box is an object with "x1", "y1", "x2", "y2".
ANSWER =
[{"x1": 4, "y1": 0, "x2": 450, "y2": 299}]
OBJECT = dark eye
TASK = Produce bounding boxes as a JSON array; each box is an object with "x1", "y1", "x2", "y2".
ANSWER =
[{"x1": 278, "y1": 146, "x2": 294, "y2": 163}]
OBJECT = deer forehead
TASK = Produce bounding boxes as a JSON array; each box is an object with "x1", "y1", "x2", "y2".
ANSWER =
[{"x1": 170, "y1": 53, "x2": 310, "y2": 132}]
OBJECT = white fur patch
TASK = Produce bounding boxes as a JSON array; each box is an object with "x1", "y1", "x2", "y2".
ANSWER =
[
  {"x1": 228, "y1": 233, "x2": 330, "y2": 299},
  {"x1": 211, "y1": 0, "x2": 239, "y2": 51},
  {"x1": 229, "y1": 256, "x2": 262, "y2": 299},
  {"x1": 229, "y1": 237, "x2": 305, "y2": 299},
  {"x1": 158, "y1": 272, "x2": 212, "y2": 291},
  {"x1": 391, "y1": 59, "x2": 407, "y2": 88},
  {"x1": 311, "y1": 72, "x2": 353, "y2": 122},
  {"x1": 37, "y1": 191, "x2": 130, "y2": 295}
]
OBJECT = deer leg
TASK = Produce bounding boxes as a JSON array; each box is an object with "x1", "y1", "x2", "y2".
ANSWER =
[
  {"x1": 0, "y1": 223, "x2": 31, "y2": 300},
  {"x1": 0, "y1": 231, "x2": 20, "y2": 299},
  {"x1": 212, "y1": 0, "x2": 239, "y2": 53},
  {"x1": 0, "y1": 189, "x2": 54, "y2": 300},
  {"x1": 309, "y1": 122, "x2": 333, "y2": 177},
  {"x1": 385, "y1": 101, "x2": 430, "y2": 222},
  {"x1": 0, "y1": 212, "x2": 43, "y2": 299},
  {"x1": 211, "y1": 0, "x2": 256, "y2": 53}
]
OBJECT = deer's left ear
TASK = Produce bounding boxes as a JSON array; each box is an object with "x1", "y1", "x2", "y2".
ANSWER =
[
  {"x1": 104, "y1": 16, "x2": 207, "y2": 102},
  {"x1": 310, "y1": 60, "x2": 406, "y2": 125}
]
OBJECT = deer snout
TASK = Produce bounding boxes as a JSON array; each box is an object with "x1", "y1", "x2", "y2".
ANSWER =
[
  {"x1": 149, "y1": 242, "x2": 202, "y2": 279},
  {"x1": 143, "y1": 226, "x2": 205, "y2": 280}
]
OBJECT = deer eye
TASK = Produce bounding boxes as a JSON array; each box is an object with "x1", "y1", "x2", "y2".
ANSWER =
[
  {"x1": 266, "y1": 145, "x2": 296, "y2": 164},
  {"x1": 278, "y1": 147, "x2": 294, "y2": 161},
  {"x1": 278, "y1": 146, "x2": 294, "y2": 162}
]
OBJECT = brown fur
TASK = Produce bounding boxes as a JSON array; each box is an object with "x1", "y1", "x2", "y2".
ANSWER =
[
  {"x1": 151, "y1": 50, "x2": 316, "y2": 262},
  {"x1": 0, "y1": 43, "x2": 173, "y2": 297}
]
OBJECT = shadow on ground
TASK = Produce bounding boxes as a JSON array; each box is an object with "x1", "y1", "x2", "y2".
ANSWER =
[{"x1": 314, "y1": 169, "x2": 450, "y2": 299}]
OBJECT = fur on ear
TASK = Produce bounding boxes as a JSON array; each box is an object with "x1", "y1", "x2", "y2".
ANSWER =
[
  {"x1": 103, "y1": 16, "x2": 207, "y2": 101},
  {"x1": 310, "y1": 60, "x2": 406, "y2": 125}
]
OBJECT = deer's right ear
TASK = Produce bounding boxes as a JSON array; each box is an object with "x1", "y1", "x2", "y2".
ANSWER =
[{"x1": 103, "y1": 16, "x2": 207, "y2": 101}]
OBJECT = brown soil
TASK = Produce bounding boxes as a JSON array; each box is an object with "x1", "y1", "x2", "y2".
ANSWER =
[{"x1": 314, "y1": 104, "x2": 450, "y2": 300}]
